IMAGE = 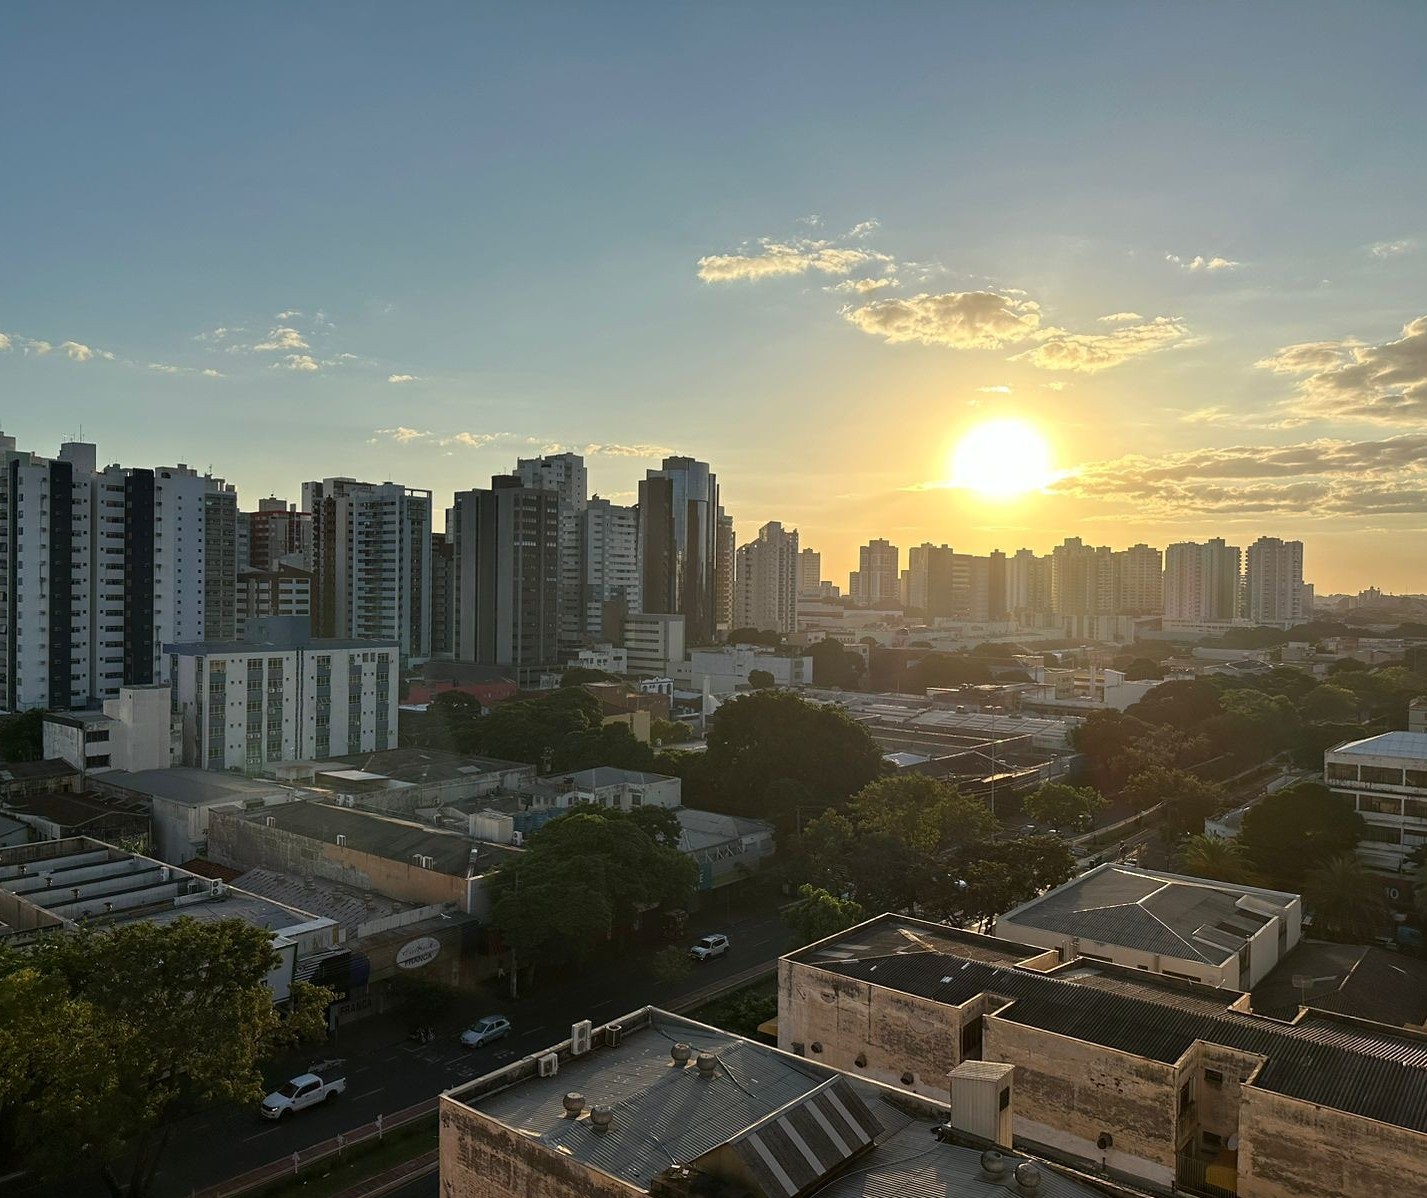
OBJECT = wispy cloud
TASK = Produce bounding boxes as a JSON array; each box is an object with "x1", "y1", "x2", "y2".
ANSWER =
[
  {"x1": 386, "y1": 373, "x2": 419, "y2": 384},
  {"x1": 977, "y1": 384, "x2": 1012, "y2": 394},
  {"x1": 58, "y1": 340, "x2": 94, "y2": 361},
  {"x1": 842, "y1": 291, "x2": 1042, "y2": 349},
  {"x1": 1258, "y1": 316, "x2": 1427, "y2": 424},
  {"x1": 1098, "y1": 311, "x2": 1143, "y2": 323},
  {"x1": 698, "y1": 237, "x2": 889, "y2": 283},
  {"x1": 579, "y1": 443, "x2": 673, "y2": 458},
  {"x1": 1013, "y1": 316, "x2": 1190, "y2": 373},
  {"x1": 274, "y1": 353, "x2": 319, "y2": 372},
  {"x1": 254, "y1": 326, "x2": 310, "y2": 352},
  {"x1": 1166, "y1": 253, "x2": 1241, "y2": 272},
  {"x1": 1368, "y1": 239, "x2": 1420, "y2": 259},
  {"x1": 827, "y1": 277, "x2": 896, "y2": 294}
]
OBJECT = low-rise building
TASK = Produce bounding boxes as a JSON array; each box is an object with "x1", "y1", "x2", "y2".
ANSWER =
[
  {"x1": 779, "y1": 914, "x2": 1427, "y2": 1198},
  {"x1": 1324, "y1": 730, "x2": 1427, "y2": 873},
  {"x1": 672, "y1": 645, "x2": 814, "y2": 695},
  {"x1": 995, "y1": 864, "x2": 1301, "y2": 990},
  {"x1": 526, "y1": 766, "x2": 683, "y2": 811},
  {"x1": 0, "y1": 837, "x2": 338, "y2": 1003},
  {"x1": 439, "y1": 1006, "x2": 1131, "y2": 1198},
  {"x1": 622, "y1": 612, "x2": 685, "y2": 675},
  {"x1": 42, "y1": 684, "x2": 175, "y2": 775},
  {"x1": 277, "y1": 747, "x2": 537, "y2": 817},
  {"x1": 0, "y1": 789, "x2": 150, "y2": 847}
]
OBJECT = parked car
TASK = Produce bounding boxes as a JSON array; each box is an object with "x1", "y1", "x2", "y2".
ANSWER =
[
  {"x1": 460, "y1": 1014, "x2": 512, "y2": 1048},
  {"x1": 260, "y1": 1067, "x2": 346, "y2": 1119},
  {"x1": 689, "y1": 933, "x2": 730, "y2": 961}
]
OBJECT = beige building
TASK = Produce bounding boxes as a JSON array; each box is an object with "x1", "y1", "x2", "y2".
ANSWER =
[
  {"x1": 779, "y1": 914, "x2": 1427, "y2": 1198},
  {"x1": 995, "y1": 864, "x2": 1301, "y2": 990}
]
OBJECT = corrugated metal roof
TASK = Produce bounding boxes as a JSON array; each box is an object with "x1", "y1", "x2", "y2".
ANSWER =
[{"x1": 824, "y1": 951, "x2": 1427, "y2": 1130}]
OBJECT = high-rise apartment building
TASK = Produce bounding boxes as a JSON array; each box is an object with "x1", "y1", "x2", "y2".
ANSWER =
[
  {"x1": 797, "y1": 547, "x2": 822, "y2": 596},
  {"x1": 514, "y1": 452, "x2": 586, "y2": 650},
  {"x1": 638, "y1": 457, "x2": 720, "y2": 646},
  {"x1": 429, "y1": 530, "x2": 456, "y2": 658},
  {"x1": 733, "y1": 521, "x2": 799, "y2": 635},
  {"x1": 1005, "y1": 548, "x2": 1051, "y2": 616},
  {"x1": 1050, "y1": 537, "x2": 1113, "y2": 616},
  {"x1": 1111, "y1": 543, "x2": 1163, "y2": 615},
  {"x1": 449, "y1": 476, "x2": 560, "y2": 674},
  {"x1": 1, "y1": 434, "x2": 237, "y2": 711},
  {"x1": 237, "y1": 563, "x2": 312, "y2": 638},
  {"x1": 715, "y1": 510, "x2": 735, "y2": 635},
  {"x1": 580, "y1": 498, "x2": 640, "y2": 644},
  {"x1": 248, "y1": 497, "x2": 313, "y2": 572},
  {"x1": 906, "y1": 543, "x2": 949, "y2": 614},
  {"x1": 303, "y1": 477, "x2": 432, "y2": 664},
  {"x1": 851, "y1": 538, "x2": 899, "y2": 606},
  {"x1": 1246, "y1": 536, "x2": 1309, "y2": 626},
  {"x1": 1164, "y1": 538, "x2": 1241, "y2": 623}
]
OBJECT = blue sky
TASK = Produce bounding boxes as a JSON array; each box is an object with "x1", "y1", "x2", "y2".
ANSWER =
[{"x1": 4, "y1": 2, "x2": 1427, "y2": 591}]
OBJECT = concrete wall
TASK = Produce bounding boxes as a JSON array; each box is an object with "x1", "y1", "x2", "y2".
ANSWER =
[
  {"x1": 1236, "y1": 1082, "x2": 1427, "y2": 1198},
  {"x1": 207, "y1": 809, "x2": 468, "y2": 909},
  {"x1": 439, "y1": 1101, "x2": 644, "y2": 1198}
]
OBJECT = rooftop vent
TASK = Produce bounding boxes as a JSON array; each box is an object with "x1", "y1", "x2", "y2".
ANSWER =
[
  {"x1": 695, "y1": 1052, "x2": 717, "y2": 1079},
  {"x1": 670, "y1": 1042, "x2": 693, "y2": 1066},
  {"x1": 562, "y1": 1092, "x2": 585, "y2": 1117},
  {"x1": 1014, "y1": 1162, "x2": 1041, "y2": 1194},
  {"x1": 589, "y1": 1104, "x2": 614, "y2": 1134},
  {"x1": 980, "y1": 1150, "x2": 1009, "y2": 1179}
]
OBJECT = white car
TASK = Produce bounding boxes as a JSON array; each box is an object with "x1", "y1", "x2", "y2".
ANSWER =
[
  {"x1": 260, "y1": 1070, "x2": 346, "y2": 1119},
  {"x1": 460, "y1": 1014, "x2": 512, "y2": 1048},
  {"x1": 689, "y1": 933, "x2": 730, "y2": 961}
]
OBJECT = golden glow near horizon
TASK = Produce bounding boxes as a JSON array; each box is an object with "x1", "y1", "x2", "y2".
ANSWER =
[{"x1": 949, "y1": 418, "x2": 1055, "y2": 498}]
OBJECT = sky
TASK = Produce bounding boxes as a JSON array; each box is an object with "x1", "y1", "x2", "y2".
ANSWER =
[{"x1": 3, "y1": 2, "x2": 1426, "y2": 594}]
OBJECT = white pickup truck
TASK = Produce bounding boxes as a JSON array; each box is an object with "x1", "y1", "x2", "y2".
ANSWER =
[{"x1": 260, "y1": 1064, "x2": 347, "y2": 1119}]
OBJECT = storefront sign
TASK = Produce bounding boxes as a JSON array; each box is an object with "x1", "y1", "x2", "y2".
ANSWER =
[{"x1": 395, "y1": 935, "x2": 441, "y2": 969}]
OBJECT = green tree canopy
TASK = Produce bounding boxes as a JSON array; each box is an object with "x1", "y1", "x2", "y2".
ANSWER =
[
  {"x1": 1121, "y1": 767, "x2": 1226, "y2": 834},
  {"x1": 1239, "y1": 784, "x2": 1364, "y2": 890},
  {"x1": 1021, "y1": 782, "x2": 1106, "y2": 831},
  {"x1": 1304, "y1": 855, "x2": 1389, "y2": 943},
  {"x1": 1177, "y1": 834, "x2": 1258, "y2": 885},
  {"x1": 748, "y1": 669, "x2": 776, "y2": 690},
  {"x1": 486, "y1": 809, "x2": 698, "y2": 977},
  {"x1": 784, "y1": 884, "x2": 866, "y2": 947},
  {"x1": 0, "y1": 709, "x2": 46, "y2": 763},
  {"x1": 1299, "y1": 683, "x2": 1360, "y2": 724},
  {"x1": 700, "y1": 691, "x2": 885, "y2": 829},
  {"x1": 808, "y1": 639, "x2": 864, "y2": 689},
  {"x1": 0, "y1": 919, "x2": 330, "y2": 1198}
]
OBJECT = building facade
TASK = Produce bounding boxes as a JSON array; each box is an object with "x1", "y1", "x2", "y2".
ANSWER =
[
  {"x1": 1324, "y1": 730, "x2": 1427, "y2": 873},
  {"x1": 1244, "y1": 537, "x2": 1308, "y2": 627},
  {"x1": 852, "y1": 538, "x2": 899, "y2": 606},
  {"x1": 579, "y1": 498, "x2": 640, "y2": 644},
  {"x1": 514, "y1": 452, "x2": 587, "y2": 651},
  {"x1": 1165, "y1": 538, "x2": 1241, "y2": 623},
  {"x1": 638, "y1": 456, "x2": 720, "y2": 646},
  {"x1": 733, "y1": 520, "x2": 799, "y2": 635}
]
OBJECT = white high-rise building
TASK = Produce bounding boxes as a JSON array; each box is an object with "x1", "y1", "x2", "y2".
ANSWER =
[
  {"x1": 1245, "y1": 536, "x2": 1307, "y2": 627},
  {"x1": 304, "y1": 478, "x2": 432, "y2": 665},
  {"x1": 580, "y1": 498, "x2": 640, "y2": 643},
  {"x1": 515, "y1": 453, "x2": 587, "y2": 650},
  {"x1": 1164, "y1": 539, "x2": 1242, "y2": 623},
  {"x1": 851, "y1": 539, "x2": 899, "y2": 606},
  {"x1": 1, "y1": 434, "x2": 236, "y2": 712},
  {"x1": 1111, "y1": 543, "x2": 1163, "y2": 614},
  {"x1": 797, "y1": 548, "x2": 822, "y2": 596},
  {"x1": 733, "y1": 521, "x2": 800, "y2": 635}
]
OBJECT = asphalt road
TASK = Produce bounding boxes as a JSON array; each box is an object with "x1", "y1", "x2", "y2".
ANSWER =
[{"x1": 13, "y1": 904, "x2": 791, "y2": 1198}]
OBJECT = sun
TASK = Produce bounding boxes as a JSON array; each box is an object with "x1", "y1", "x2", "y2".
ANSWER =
[{"x1": 950, "y1": 419, "x2": 1055, "y2": 498}]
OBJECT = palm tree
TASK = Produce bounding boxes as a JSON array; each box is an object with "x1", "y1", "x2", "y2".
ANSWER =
[
  {"x1": 1177, "y1": 835, "x2": 1257, "y2": 885},
  {"x1": 1304, "y1": 855, "x2": 1389, "y2": 943}
]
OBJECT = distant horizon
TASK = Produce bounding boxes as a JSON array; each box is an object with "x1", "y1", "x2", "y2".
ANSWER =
[{"x1": 4, "y1": 4, "x2": 1425, "y2": 594}]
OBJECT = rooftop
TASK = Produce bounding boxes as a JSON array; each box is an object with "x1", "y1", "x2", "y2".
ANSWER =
[
  {"x1": 996, "y1": 863, "x2": 1298, "y2": 966},
  {"x1": 325, "y1": 747, "x2": 534, "y2": 783},
  {"x1": 445, "y1": 1007, "x2": 1118, "y2": 1198},
  {"x1": 96, "y1": 768, "x2": 315, "y2": 808},
  {"x1": 801, "y1": 915, "x2": 1427, "y2": 1130},
  {"x1": 0, "y1": 758, "x2": 80, "y2": 785},
  {"x1": 227, "y1": 801, "x2": 521, "y2": 876},
  {"x1": 537, "y1": 766, "x2": 677, "y2": 789},
  {"x1": 229, "y1": 866, "x2": 424, "y2": 934},
  {"x1": 1253, "y1": 941, "x2": 1427, "y2": 1029},
  {"x1": 1330, "y1": 729, "x2": 1427, "y2": 760}
]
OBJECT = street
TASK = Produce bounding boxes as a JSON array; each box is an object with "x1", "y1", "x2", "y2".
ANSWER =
[{"x1": 9, "y1": 905, "x2": 791, "y2": 1198}]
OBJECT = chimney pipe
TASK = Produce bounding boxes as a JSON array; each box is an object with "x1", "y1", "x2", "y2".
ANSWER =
[
  {"x1": 670, "y1": 1043, "x2": 692, "y2": 1066},
  {"x1": 695, "y1": 1052, "x2": 717, "y2": 1079},
  {"x1": 562, "y1": 1092, "x2": 585, "y2": 1117},
  {"x1": 589, "y1": 1105, "x2": 614, "y2": 1133}
]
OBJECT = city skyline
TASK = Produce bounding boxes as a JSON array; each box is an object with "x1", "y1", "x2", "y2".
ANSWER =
[{"x1": 3, "y1": 5, "x2": 1427, "y2": 592}]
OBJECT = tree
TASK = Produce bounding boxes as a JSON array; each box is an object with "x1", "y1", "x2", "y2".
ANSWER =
[
  {"x1": 907, "y1": 654, "x2": 993, "y2": 693},
  {"x1": 460, "y1": 687, "x2": 608, "y2": 767},
  {"x1": 560, "y1": 667, "x2": 618, "y2": 687},
  {"x1": 784, "y1": 885, "x2": 865, "y2": 947},
  {"x1": 554, "y1": 721, "x2": 658, "y2": 772},
  {"x1": 1022, "y1": 782, "x2": 1106, "y2": 831},
  {"x1": 1239, "y1": 784, "x2": 1364, "y2": 889},
  {"x1": 700, "y1": 691, "x2": 884, "y2": 830},
  {"x1": 0, "y1": 919, "x2": 330, "y2": 1198},
  {"x1": 808, "y1": 639, "x2": 864, "y2": 689},
  {"x1": 650, "y1": 718, "x2": 692, "y2": 747},
  {"x1": 748, "y1": 669, "x2": 775, "y2": 690},
  {"x1": 1122, "y1": 658, "x2": 1164, "y2": 681},
  {"x1": 1177, "y1": 835, "x2": 1257, "y2": 885},
  {"x1": 925, "y1": 837, "x2": 1075, "y2": 930},
  {"x1": 649, "y1": 945, "x2": 693, "y2": 985},
  {"x1": 0, "y1": 709, "x2": 46, "y2": 763},
  {"x1": 1304, "y1": 855, "x2": 1389, "y2": 942},
  {"x1": 486, "y1": 809, "x2": 698, "y2": 980},
  {"x1": 1299, "y1": 683, "x2": 1360, "y2": 724},
  {"x1": 1121, "y1": 767, "x2": 1226, "y2": 834}
]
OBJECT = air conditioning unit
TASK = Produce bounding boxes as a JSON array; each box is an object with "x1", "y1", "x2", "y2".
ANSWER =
[
  {"x1": 209, "y1": 880, "x2": 224, "y2": 897},
  {"x1": 538, "y1": 1053, "x2": 559, "y2": 1078},
  {"x1": 571, "y1": 1020, "x2": 593, "y2": 1056}
]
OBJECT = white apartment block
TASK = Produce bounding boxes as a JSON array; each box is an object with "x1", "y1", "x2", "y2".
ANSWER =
[
  {"x1": 43, "y1": 684, "x2": 175, "y2": 774},
  {"x1": 1111, "y1": 543, "x2": 1163, "y2": 614},
  {"x1": 515, "y1": 452, "x2": 587, "y2": 650},
  {"x1": 851, "y1": 539, "x2": 898, "y2": 606},
  {"x1": 168, "y1": 616, "x2": 397, "y2": 772},
  {"x1": 304, "y1": 478, "x2": 432, "y2": 665},
  {"x1": 798, "y1": 547, "x2": 821, "y2": 596},
  {"x1": 1245, "y1": 536, "x2": 1308, "y2": 627},
  {"x1": 1164, "y1": 538, "x2": 1241, "y2": 623},
  {"x1": 1324, "y1": 731, "x2": 1427, "y2": 874},
  {"x1": 579, "y1": 498, "x2": 640, "y2": 644},
  {"x1": 623, "y1": 612, "x2": 685, "y2": 675},
  {"x1": 733, "y1": 520, "x2": 799, "y2": 635}
]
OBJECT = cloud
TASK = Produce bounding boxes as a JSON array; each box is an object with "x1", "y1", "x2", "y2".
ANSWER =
[
  {"x1": 275, "y1": 354, "x2": 319, "y2": 372},
  {"x1": 201, "y1": 369, "x2": 221, "y2": 378},
  {"x1": 1098, "y1": 312, "x2": 1143, "y2": 323},
  {"x1": 254, "y1": 326, "x2": 310, "y2": 352},
  {"x1": 386, "y1": 373, "x2": 419, "y2": 384},
  {"x1": 843, "y1": 290, "x2": 1042, "y2": 349},
  {"x1": 25, "y1": 340, "x2": 52, "y2": 356},
  {"x1": 697, "y1": 236, "x2": 890, "y2": 283},
  {"x1": 1167, "y1": 253, "x2": 1241, "y2": 272},
  {"x1": 579, "y1": 443, "x2": 673, "y2": 458},
  {"x1": 827, "y1": 276, "x2": 897, "y2": 295},
  {"x1": 1041, "y1": 381, "x2": 1068, "y2": 391},
  {"x1": 1054, "y1": 433, "x2": 1427, "y2": 517},
  {"x1": 57, "y1": 341, "x2": 94, "y2": 361},
  {"x1": 275, "y1": 309, "x2": 303, "y2": 320},
  {"x1": 847, "y1": 219, "x2": 880, "y2": 238},
  {"x1": 1258, "y1": 316, "x2": 1427, "y2": 424},
  {"x1": 1368, "y1": 239, "x2": 1419, "y2": 259},
  {"x1": 977, "y1": 385, "x2": 1012, "y2": 394},
  {"x1": 1012, "y1": 316, "x2": 1189, "y2": 372},
  {"x1": 375, "y1": 426, "x2": 431, "y2": 443},
  {"x1": 0, "y1": 333, "x2": 10, "y2": 351},
  {"x1": 148, "y1": 363, "x2": 181, "y2": 374}
]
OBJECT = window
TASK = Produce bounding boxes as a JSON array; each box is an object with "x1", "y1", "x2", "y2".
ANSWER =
[
  {"x1": 1204, "y1": 1068, "x2": 1224, "y2": 1087},
  {"x1": 1361, "y1": 765, "x2": 1404, "y2": 786},
  {"x1": 1358, "y1": 794, "x2": 1402, "y2": 815},
  {"x1": 1326, "y1": 762, "x2": 1357, "y2": 782},
  {"x1": 1362, "y1": 824, "x2": 1402, "y2": 844}
]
